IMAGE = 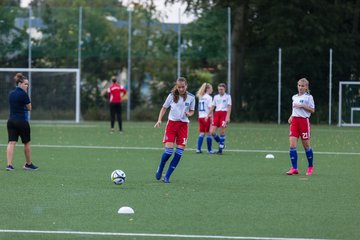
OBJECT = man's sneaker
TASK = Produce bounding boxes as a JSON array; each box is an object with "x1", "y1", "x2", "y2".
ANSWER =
[
  {"x1": 286, "y1": 168, "x2": 299, "y2": 175},
  {"x1": 162, "y1": 176, "x2": 170, "y2": 183},
  {"x1": 196, "y1": 149, "x2": 202, "y2": 154},
  {"x1": 306, "y1": 166, "x2": 314, "y2": 176},
  {"x1": 207, "y1": 150, "x2": 216, "y2": 154},
  {"x1": 6, "y1": 165, "x2": 14, "y2": 171},
  {"x1": 216, "y1": 151, "x2": 223, "y2": 155},
  {"x1": 155, "y1": 171, "x2": 162, "y2": 180},
  {"x1": 23, "y1": 163, "x2": 38, "y2": 170}
]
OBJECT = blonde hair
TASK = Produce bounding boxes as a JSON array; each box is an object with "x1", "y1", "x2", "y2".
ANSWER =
[
  {"x1": 171, "y1": 77, "x2": 188, "y2": 103},
  {"x1": 196, "y1": 83, "x2": 211, "y2": 98},
  {"x1": 298, "y1": 78, "x2": 310, "y2": 93}
]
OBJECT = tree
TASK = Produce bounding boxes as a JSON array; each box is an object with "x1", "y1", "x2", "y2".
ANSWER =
[
  {"x1": 245, "y1": 0, "x2": 360, "y2": 122},
  {"x1": 25, "y1": 0, "x2": 130, "y2": 118},
  {"x1": 0, "y1": 0, "x2": 28, "y2": 68},
  {"x1": 2, "y1": 0, "x2": 360, "y2": 122},
  {"x1": 166, "y1": 0, "x2": 360, "y2": 123},
  {"x1": 165, "y1": 0, "x2": 247, "y2": 120}
]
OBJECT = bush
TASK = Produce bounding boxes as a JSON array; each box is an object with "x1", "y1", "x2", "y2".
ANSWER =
[
  {"x1": 83, "y1": 107, "x2": 108, "y2": 121},
  {"x1": 131, "y1": 104, "x2": 161, "y2": 121}
]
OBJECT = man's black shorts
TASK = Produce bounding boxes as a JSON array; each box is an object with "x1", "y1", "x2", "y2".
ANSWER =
[{"x1": 7, "y1": 119, "x2": 31, "y2": 144}]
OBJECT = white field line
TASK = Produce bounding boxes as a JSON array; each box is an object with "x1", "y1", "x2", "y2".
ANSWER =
[
  {"x1": 0, "y1": 144, "x2": 359, "y2": 156},
  {"x1": 0, "y1": 229, "x2": 333, "y2": 240}
]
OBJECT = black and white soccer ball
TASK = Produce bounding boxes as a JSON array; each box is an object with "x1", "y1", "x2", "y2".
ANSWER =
[{"x1": 111, "y1": 169, "x2": 126, "y2": 185}]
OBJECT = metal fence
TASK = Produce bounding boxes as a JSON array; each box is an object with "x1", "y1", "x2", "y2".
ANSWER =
[{"x1": 1, "y1": 5, "x2": 357, "y2": 124}]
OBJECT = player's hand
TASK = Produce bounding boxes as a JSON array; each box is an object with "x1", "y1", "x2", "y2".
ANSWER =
[
  {"x1": 288, "y1": 116, "x2": 293, "y2": 124},
  {"x1": 154, "y1": 121, "x2": 161, "y2": 128},
  {"x1": 221, "y1": 121, "x2": 227, "y2": 128}
]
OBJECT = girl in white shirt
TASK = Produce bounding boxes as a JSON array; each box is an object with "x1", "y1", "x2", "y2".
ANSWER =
[
  {"x1": 196, "y1": 83, "x2": 214, "y2": 153},
  {"x1": 154, "y1": 77, "x2": 195, "y2": 183},
  {"x1": 208, "y1": 83, "x2": 232, "y2": 154},
  {"x1": 287, "y1": 78, "x2": 315, "y2": 176}
]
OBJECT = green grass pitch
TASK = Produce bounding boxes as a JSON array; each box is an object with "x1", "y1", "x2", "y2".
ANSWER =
[{"x1": 0, "y1": 122, "x2": 359, "y2": 240}]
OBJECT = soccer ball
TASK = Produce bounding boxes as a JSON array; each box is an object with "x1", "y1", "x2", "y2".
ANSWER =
[{"x1": 111, "y1": 170, "x2": 126, "y2": 185}]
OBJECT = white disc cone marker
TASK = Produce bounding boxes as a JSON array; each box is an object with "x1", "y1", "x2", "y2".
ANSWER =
[
  {"x1": 265, "y1": 154, "x2": 275, "y2": 159},
  {"x1": 118, "y1": 206, "x2": 134, "y2": 214}
]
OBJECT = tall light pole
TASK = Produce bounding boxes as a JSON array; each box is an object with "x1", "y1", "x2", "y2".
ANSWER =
[
  {"x1": 28, "y1": 7, "x2": 32, "y2": 96},
  {"x1": 227, "y1": 7, "x2": 231, "y2": 93},
  {"x1": 177, "y1": 8, "x2": 181, "y2": 78},
  {"x1": 76, "y1": 6, "x2": 83, "y2": 123},
  {"x1": 278, "y1": 48, "x2": 282, "y2": 124},
  {"x1": 328, "y1": 48, "x2": 333, "y2": 125},
  {"x1": 28, "y1": 6, "x2": 32, "y2": 120},
  {"x1": 127, "y1": 6, "x2": 133, "y2": 121}
]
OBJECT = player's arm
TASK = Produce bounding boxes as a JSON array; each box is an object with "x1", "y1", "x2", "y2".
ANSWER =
[
  {"x1": 185, "y1": 110, "x2": 194, "y2": 117},
  {"x1": 120, "y1": 87, "x2": 127, "y2": 98},
  {"x1": 304, "y1": 105, "x2": 315, "y2": 113},
  {"x1": 225, "y1": 105, "x2": 232, "y2": 123},
  {"x1": 26, "y1": 103, "x2": 32, "y2": 111},
  {"x1": 293, "y1": 103, "x2": 315, "y2": 113},
  {"x1": 302, "y1": 103, "x2": 315, "y2": 113},
  {"x1": 207, "y1": 106, "x2": 215, "y2": 118},
  {"x1": 25, "y1": 94, "x2": 32, "y2": 111},
  {"x1": 185, "y1": 97, "x2": 196, "y2": 118},
  {"x1": 154, "y1": 107, "x2": 167, "y2": 128},
  {"x1": 288, "y1": 115, "x2": 293, "y2": 124}
]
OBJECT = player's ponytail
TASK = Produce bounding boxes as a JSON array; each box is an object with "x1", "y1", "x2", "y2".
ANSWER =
[
  {"x1": 171, "y1": 85, "x2": 179, "y2": 103},
  {"x1": 196, "y1": 83, "x2": 208, "y2": 98},
  {"x1": 14, "y1": 73, "x2": 27, "y2": 85}
]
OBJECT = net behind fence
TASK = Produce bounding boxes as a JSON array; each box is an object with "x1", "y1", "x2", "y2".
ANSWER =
[
  {"x1": 0, "y1": 69, "x2": 79, "y2": 121},
  {"x1": 338, "y1": 81, "x2": 360, "y2": 126}
]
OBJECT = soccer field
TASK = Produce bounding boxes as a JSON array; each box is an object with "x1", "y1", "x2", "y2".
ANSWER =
[{"x1": 0, "y1": 122, "x2": 359, "y2": 240}]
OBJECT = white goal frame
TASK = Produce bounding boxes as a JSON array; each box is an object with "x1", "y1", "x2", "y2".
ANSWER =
[
  {"x1": 338, "y1": 81, "x2": 360, "y2": 127},
  {"x1": 0, "y1": 68, "x2": 80, "y2": 123}
]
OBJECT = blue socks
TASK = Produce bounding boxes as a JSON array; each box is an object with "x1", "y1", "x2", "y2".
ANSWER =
[
  {"x1": 213, "y1": 134, "x2": 220, "y2": 143},
  {"x1": 206, "y1": 135, "x2": 212, "y2": 152},
  {"x1": 289, "y1": 147, "x2": 314, "y2": 169},
  {"x1": 289, "y1": 147, "x2": 298, "y2": 169},
  {"x1": 164, "y1": 148, "x2": 184, "y2": 181},
  {"x1": 198, "y1": 134, "x2": 213, "y2": 152},
  {"x1": 219, "y1": 135, "x2": 225, "y2": 152},
  {"x1": 156, "y1": 148, "x2": 173, "y2": 180},
  {"x1": 197, "y1": 134, "x2": 204, "y2": 151},
  {"x1": 156, "y1": 147, "x2": 184, "y2": 182},
  {"x1": 306, "y1": 148, "x2": 314, "y2": 167}
]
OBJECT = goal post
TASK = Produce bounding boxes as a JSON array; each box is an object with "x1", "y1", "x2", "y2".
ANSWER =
[
  {"x1": 0, "y1": 68, "x2": 80, "y2": 123},
  {"x1": 338, "y1": 81, "x2": 360, "y2": 127}
]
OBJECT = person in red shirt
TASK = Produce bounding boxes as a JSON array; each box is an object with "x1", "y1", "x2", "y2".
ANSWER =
[{"x1": 107, "y1": 76, "x2": 127, "y2": 133}]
